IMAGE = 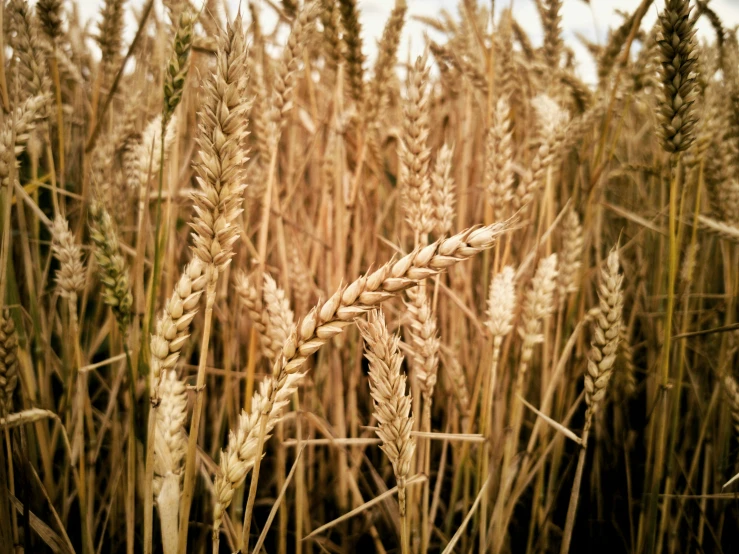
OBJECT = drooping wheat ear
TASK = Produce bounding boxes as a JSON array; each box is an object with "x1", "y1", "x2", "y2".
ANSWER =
[
  {"x1": 126, "y1": 114, "x2": 178, "y2": 194},
  {"x1": 88, "y1": 199, "x2": 133, "y2": 333},
  {"x1": 235, "y1": 272, "x2": 295, "y2": 363},
  {"x1": 95, "y1": 0, "x2": 126, "y2": 82},
  {"x1": 153, "y1": 370, "x2": 187, "y2": 554},
  {"x1": 541, "y1": 0, "x2": 563, "y2": 69},
  {"x1": 163, "y1": 8, "x2": 195, "y2": 128},
  {"x1": 487, "y1": 266, "x2": 517, "y2": 340},
  {"x1": 400, "y1": 51, "x2": 434, "y2": 240},
  {"x1": 50, "y1": 216, "x2": 86, "y2": 302},
  {"x1": 724, "y1": 374, "x2": 739, "y2": 438},
  {"x1": 558, "y1": 207, "x2": 584, "y2": 300},
  {"x1": 431, "y1": 143, "x2": 456, "y2": 236},
  {"x1": 519, "y1": 254, "x2": 558, "y2": 368},
  {"x1": 320, "y1": 0, "x2": 342, "y2": 72},
  {"x1": 404, "y1": 285, "x2": 440, "y2": 403},
  {"x1": 584, "y1": 248, "x2": 624, "y2": 421},
  {"x1": 150, "y1": 258, "x2": 207, "y2": 396},
  {"x1": 339, "y1": 0, "x2": 365, "y2": 105},
  {"x1": 8, "y1": 0, "x2": 52, "y2": 103},
  {"x1": 515, "y1": 95, "x2": 569, "y2": 211},
  {"x1": 36, "y1": 0, "x2": 63, "y2": 41},
  {"x1": 485, "y1": 97, "x2": 515, "y2": 222},
  {"x1": 0, "y1": 311, "x2": 19, "y2": 417},
  {"x1": 365, "y1": 0, "x2": 407, "y2": 126},
  {"x1": 0, "y1": 94, "x2": 49, "y2": 188},
  {"x1": 191, "y1": 15, "x2": 250, "y2": 273},
  {"x1": 657, "y1": 0, "x2": 699, "y2": 154},
  {"x1": 212, "y1": 223, "x2": 508, "y2": 536},
  {"x1": 356, "y1": 310, "x2": 416, "y2": 520}
]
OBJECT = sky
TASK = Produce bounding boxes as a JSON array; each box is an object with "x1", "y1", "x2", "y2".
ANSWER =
[{"x1": 73, "y1": 0, "x2": 739, "y2": 84}]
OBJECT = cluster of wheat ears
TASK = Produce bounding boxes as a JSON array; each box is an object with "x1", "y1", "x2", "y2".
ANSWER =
[{"x1": 0, "y1": 0, "x2": 738, "y2": 552}]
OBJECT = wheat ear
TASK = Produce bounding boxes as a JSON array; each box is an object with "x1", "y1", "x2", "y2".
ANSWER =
[
  {"x1": 400, "y1": 50, "x2": 434, "y2": 243},
  {"x1": 0, "y1": 310, "x2": 18, "y2": 418},
  {"x1": 179, "y1": 16, "x2": 250, "y2": 552},
  {"x1": 486, "y1": 97, "x2": 515, "y2": 222},
  {"x1": 357, "y1": 311, "x2": 416, "y2": 554},
  {"x1": 561, "y1": 247, "x2": 623, "y2": 554}
]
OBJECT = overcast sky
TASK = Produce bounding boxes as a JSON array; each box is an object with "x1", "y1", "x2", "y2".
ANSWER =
[{"x1": 74, "y1": 0, "x2": 739, "y2": 84}]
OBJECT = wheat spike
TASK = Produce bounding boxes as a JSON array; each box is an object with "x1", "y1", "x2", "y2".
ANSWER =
[
  {"x1": 0, "y1": 311, "x2": 19, "y2": 417},
  {"x1": 36, "y1": 0, "x2": 63, "y2": 41},
  {"x1": 400, "y1": 51, "x2": 434, "y2": 239},
  {"x1": 487, "y1": 266, "x2": 517, "y2": 339},
  {"x1": 559, "y1": 207, "x2": 584, "y2": 299},
  {"x1": 404, "y1": 285, "x2": 440, "y2": 402},
  {"x1": 339, "y1": 0, "x2": 365, "y2": 105},
  {"x1": 89, "y1": 199, "x2": 133, "y2": 333},
  {"x1": 519, "y1": 254, "x2": 558, "y2": 367},
  {"x1": 357, "y1": 310, "x2": 416, "y2": 518},
  {"x1": 584, "y1": 248, "x2": 624, "y2": 416},
  {"x1": 163, "y1": 8, "x2": 195, "y2": 126},
  {"x1": 657, "y1": 0, "x2": 699, "y2": 153},
  {"x1": 51, "y1": 216, "x2": 86, "y2": 302},
  {"x1": 0, "y1": 94, "x2": 49, "y2": 188},
  {"x1": 190, "y1": 15, "x2": 251, "y2": 273},
  {"x1": 485, "y1": 97, "x2": 515, "y2": 222}
]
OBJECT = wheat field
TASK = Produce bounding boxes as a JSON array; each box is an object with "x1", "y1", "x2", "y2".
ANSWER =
[{"x1": 0, "y1": 0, "x2": 738, "y2": 552}]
